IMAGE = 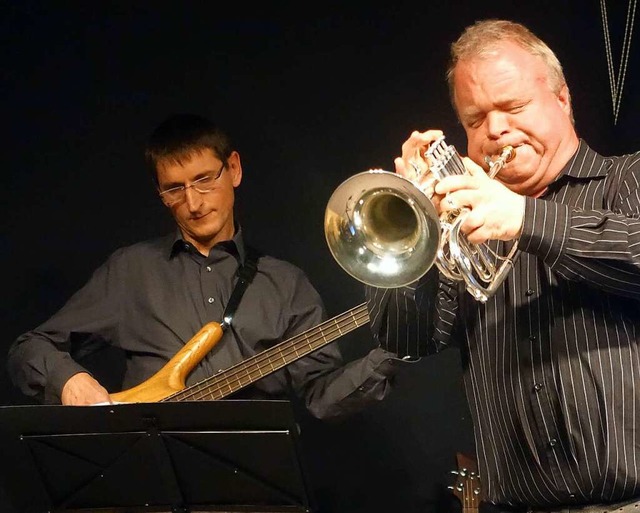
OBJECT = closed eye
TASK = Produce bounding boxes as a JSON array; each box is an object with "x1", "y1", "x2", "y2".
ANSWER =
[
  {"x1": 194, "y1": 174, "x2": 215, "y2": 185},
  {"x1": 465, "y1": 117, "x2": 484, "y2": 129}
]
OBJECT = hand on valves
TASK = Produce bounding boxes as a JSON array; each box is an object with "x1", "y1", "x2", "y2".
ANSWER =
[{"x1": 394, "y1": 129, "x2": 525, "y2": 245}]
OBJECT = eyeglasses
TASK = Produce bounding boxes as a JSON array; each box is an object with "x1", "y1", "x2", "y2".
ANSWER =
[{"x1": 158, "y1": 162, "x2": 226, "y2": 205}]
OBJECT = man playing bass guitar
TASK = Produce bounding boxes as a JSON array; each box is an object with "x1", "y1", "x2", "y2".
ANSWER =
[{"x1": 7, "y1": 113, "x2": 402, "y2": 420}]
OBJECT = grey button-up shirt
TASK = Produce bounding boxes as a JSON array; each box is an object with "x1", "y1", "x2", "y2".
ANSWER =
[{"x1": 9, "y1": 228, "x2": 399, "y2": 419}]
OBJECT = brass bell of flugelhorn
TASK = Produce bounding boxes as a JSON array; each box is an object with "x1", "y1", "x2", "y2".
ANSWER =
[
  {"x1": 324, "y1": 135, "x2": 517, "y2": 302},
  {"x1": 324, "y1": 169, "x2": 441, "y2": 289}
]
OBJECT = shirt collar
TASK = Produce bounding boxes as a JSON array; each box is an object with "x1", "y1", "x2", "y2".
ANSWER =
[
  {"x1": 167, "y1": 224, "x2": 247, "y2": 263},
  {"x1": 559, "y1": 139, "x2": 609, "y2": 179}
]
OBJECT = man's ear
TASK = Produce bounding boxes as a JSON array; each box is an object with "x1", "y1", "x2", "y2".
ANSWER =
[
  {"x1": 557, "y1": 84, "x2": 572, "y2": 115},
  {"x1": 227, "y1": 150, "x2": 242, "y2": 187}
]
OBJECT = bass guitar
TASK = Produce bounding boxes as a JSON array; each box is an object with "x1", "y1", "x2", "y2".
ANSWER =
[
  {"x1": 449, "y1": 451, "x2": 482, "y2": 513},
  {"x1": 110, "y1": 303, "x2": 369, "y2": 403}
]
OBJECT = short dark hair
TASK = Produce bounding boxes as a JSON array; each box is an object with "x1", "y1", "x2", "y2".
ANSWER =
[{"x1": 145, "y1": 113, "x2": 235, "y2": 184}]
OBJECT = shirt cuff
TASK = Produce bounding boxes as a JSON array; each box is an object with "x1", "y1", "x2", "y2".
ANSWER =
[
  {"x1": 517, "y1": 196, "x2": 569, "y2": 268},
  {"x1": 46, "y1": 357, "x2": 91, "y2": 404}
]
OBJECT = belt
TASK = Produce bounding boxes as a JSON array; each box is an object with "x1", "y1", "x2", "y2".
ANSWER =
[{"x1": 527, "y1": 497, "x2": 640, "y2": 513}]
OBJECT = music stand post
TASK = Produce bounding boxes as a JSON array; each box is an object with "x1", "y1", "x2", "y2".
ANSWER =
[{"x1": 0, "y1": 400, "x2": 315, "y2": 513}]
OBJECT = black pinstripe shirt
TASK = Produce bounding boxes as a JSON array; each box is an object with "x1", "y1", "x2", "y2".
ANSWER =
[{"x1": 366, "y1": 140, "x2": 640, "y2": 509}]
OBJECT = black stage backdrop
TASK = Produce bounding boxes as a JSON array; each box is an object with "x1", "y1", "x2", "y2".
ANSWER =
[{"x1": 2, "y1": 2, "x2": 638, "y2": 512}]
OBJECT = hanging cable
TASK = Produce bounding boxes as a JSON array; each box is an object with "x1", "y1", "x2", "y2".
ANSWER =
[{"x1": 600, "y1": 0, "x2": 637, "y2": 125}]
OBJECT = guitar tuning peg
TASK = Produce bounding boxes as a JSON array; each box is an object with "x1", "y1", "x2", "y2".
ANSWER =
[
  {"x1": 450, "y1": 470, "x2": 460, "y2": 475},
  {"x1": 447, "y1": 486, "x2": 455, "y2": 490}
]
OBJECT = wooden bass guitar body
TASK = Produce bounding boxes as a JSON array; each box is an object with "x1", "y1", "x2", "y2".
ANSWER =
[{"x1": 110, "y1": 322, "x2": 224, "y2": 403}]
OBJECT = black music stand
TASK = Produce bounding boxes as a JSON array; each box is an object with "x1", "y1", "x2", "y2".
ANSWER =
[{"x1": 0, "y1": 400, "x2": 314, "y2": 513}]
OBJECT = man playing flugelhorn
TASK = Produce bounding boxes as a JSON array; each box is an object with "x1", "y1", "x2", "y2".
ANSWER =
[{"x1": 366, "y1": 19, "x2": 640, "y2": 513}]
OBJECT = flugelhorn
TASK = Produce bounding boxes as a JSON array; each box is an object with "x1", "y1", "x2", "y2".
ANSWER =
[{"x1": 324, "y1": 135, "x2": 517, "y2": 302}]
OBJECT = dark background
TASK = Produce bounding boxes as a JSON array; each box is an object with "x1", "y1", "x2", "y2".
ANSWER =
[{"x1": 2, "y1": 1, "x2": 638, "y2": 512}]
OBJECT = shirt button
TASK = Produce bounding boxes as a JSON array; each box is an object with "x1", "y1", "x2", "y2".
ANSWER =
[
  {"x1": 525, "y1": 288, "x2": 534, "y2": 296},
  {"x1": 548, "y1": 438, "x2": 558, "y2": 448},
  {"x1": 206, "y1": 266, "x2": 212, "y2": 272},
  {"x1": 533, "y1": 383, "x2": 544, "y2": 392},
  {"x1": 529, "y1": 335, "x2": 537, "y2": 342},
  {"x1": 208, "y1": 297, "x2": 215, "y2": 304}
]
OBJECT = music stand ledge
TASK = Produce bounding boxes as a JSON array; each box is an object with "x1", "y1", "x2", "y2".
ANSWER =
[{"x1": 0, "y1": 400, "x2": 315, "y2": 513}]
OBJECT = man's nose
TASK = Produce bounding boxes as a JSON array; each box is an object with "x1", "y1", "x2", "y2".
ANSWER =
[
  {"x1": 485, "y1": 111, "x2": 510, "y2": 139},
  {"x1": 184, "y1": 186, "x2": 202, "y2": 211}
]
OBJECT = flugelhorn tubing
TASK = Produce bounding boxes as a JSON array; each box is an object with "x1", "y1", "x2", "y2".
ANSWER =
[{"x1": 435, "y1": 138, "x2": 518, "y2": 302}]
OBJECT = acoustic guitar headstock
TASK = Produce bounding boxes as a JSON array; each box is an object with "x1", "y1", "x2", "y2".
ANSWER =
[{"x1": 448, "y1": 452, "x2": 482, "y2": 513}]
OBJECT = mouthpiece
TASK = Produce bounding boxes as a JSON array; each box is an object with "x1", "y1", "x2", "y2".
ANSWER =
[{"x1": 485, "y1": 145, "x2": 517, "y2": 179}]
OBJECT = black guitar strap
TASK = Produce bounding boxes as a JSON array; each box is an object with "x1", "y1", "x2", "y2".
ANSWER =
[{"x1": 219, "y1": 246, "x2": 260, "y2": 331}]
